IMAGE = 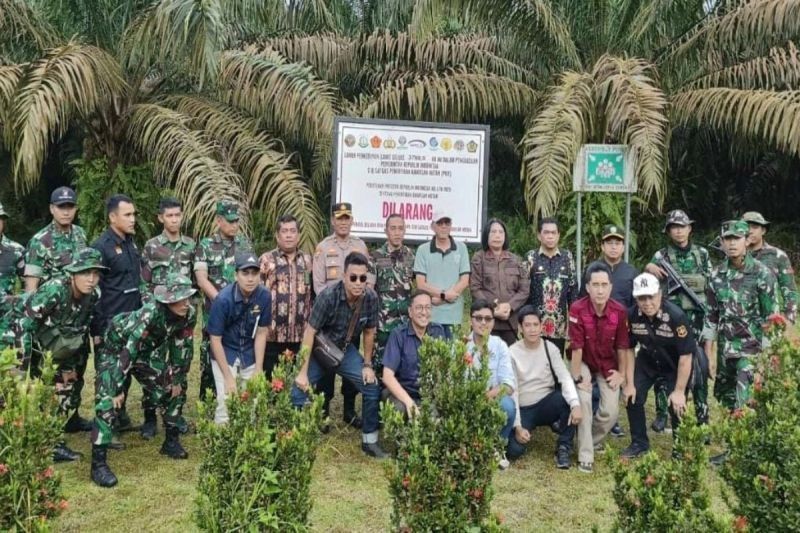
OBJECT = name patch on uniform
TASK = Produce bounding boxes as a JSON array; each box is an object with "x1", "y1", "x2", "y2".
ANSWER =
[{"x1": 676, "y1": 325, "x2": 688, "y2": 338}]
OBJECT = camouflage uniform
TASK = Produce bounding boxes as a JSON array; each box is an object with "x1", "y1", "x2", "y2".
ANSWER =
[
  {"x1": 0, "y1": 203, "x2": 25, "y2": 347},
  {"x1": 141, "y1": 231, "x2": 195, "y2": 428},
  {"x1": 702, "y1": 220, "x2": 778, "y2": 410},
  {"x1": 24, "y1": 221, "x2": 87, "y2": 285},
  {"x1": 742, "y1": 212, "x2": 797, "y2": 324},
  {"x1": 648, "y1": 210, "x2": 712, "y2": 424},
  {"x1": 14, "y1": 249, "x2": 104, "y2": 414},
  {"x1": 91, "y1": 278, "x2": 197, "y2": 446},
  {"x1": 194, "y1": 201, "x2": 252, "y2": 399},
  {"x1": 370, "y1": 242, "x2": 415, "y2": 370}
]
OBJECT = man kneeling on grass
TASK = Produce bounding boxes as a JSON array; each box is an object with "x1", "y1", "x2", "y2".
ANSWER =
[
  {"x1": 381, "y1": 290, "x2": 451, "y2": 417},
  {"x1": 90, "y1": 274, "x2": 196, "y2": 488},
  {"x1": 507, "y1": 305, "x2": 582, "y2": 469},
  {"x1": 465, "y1": 299, "x2": 517, "y2": 470}
]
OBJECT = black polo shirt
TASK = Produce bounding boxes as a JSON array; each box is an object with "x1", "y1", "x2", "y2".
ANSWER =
[
  {"x1": 91, "y1": 228, "x2": 142, "y2": 335},
  {"x1": 308, "y1": 281, "x2": 379, "y2": 349},
  {"x1": 628, "y1": 300, "x2": 696, "y2": 373}
]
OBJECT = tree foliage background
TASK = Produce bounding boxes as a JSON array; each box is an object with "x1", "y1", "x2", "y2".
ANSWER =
[{"x1": 1, "y1": 0, "x2": 799, "y2": 254}]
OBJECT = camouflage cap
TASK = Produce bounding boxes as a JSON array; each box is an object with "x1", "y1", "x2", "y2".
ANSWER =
[
  {"x1": 153, "y1": 273, "x2": 196, "y2": 304},
  {"x1": 663, "y1": 209, "x2": 694, "y2": 232},
  {"x1": 332, "y1": 202, "x2": 353, "y2": 219},
  {"x1": 742, "y1": 211, "x2": 769, "y2": 226},
  {"x1": 0, "y1": 201, "x2": 7, "y2": 218},
  {"x1": 721, "y1": 219, "x2": 749, "y2": 238},
  {"x1": 601, "y1": 224, "x2": 625, "y2": 241},
  {"x1": 216, "y1": 200, "x2": 240, "y2": 222},
  {"x1": 65, "y1": 248, "x2": 108, "y2": 274}
]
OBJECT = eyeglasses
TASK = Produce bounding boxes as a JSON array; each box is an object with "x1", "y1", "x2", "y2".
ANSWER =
[
  {"x1": 412, "y1": 305, "x2": 432, "y2": 312},
  {"x1": 349, "y1": 274, "x2": 368, "y2": 283},
  {"x1": 471, "y1": 315, "x2": 494, "y2": 323}
]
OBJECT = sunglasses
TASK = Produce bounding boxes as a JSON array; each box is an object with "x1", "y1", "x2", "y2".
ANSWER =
[
  {"x1": 471, "y1": 315, "x2": 494, "y2": 323},
  {"x1": 349, "y1": 274, "x2": 368, "y2": 283}
]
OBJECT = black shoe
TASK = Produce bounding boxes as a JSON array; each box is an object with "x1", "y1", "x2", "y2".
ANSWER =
[
  {"x1": 160, "y1": 427, "x2": 188, "y2": 459},
  {"x1": 651, "y1": 413, "x2": 668, "y2": 433},
  {"x1": 343, "y1": 411, "x2": 362, "y2": 429},
  {"x1": 140, "y1": 410, "x2": 157, "y2": 440},
  {"x1": 555, "y1": 446, "x2": 571, "y2": 469},
  {"x1": 361, "y1": 442, "x2": 388, "y2": 459},
  {"x1": 115, "y1": 410, "x2": 133, "y2": 432},
  {"x1": 53, "y1": 442, "x2": 82, "y2": 462},
  {"x1": 320, "y1": 422, "x2": 331, "y2": 434},
  {"x1": 64, "y1": 412, "x2": 93, "y2": 433},
  {"x1": 710, "y1": 451, "x2": 728, "y2": 466},
  {"x1": 176, "y1": 417, "x2": 190, "y2": 435},
  {"x1": 621, "y1": 443, "x2": 649, "y2": 459},
  {"x1": 90, "y1": 445, "x2": 118, "y2": 488},
  {"x1": 610, "y1": 423, "x2": 625, "y2": 438},
  {"x1": 550, "y1": 421, "x2": 562, "y2": 434}
]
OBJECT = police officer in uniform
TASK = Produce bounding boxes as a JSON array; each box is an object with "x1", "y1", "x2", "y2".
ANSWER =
[
  {"x1": 622, "y1": 273, "x2": 695, "y2": 459},
  {"x1": 312, "y1": 202, "x2": 373, "y2": 429}
]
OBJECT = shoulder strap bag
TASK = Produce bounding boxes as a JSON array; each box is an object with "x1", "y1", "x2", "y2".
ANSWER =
[{"x1": 312, "y1": 296, "x2": 364, "y2": 370}]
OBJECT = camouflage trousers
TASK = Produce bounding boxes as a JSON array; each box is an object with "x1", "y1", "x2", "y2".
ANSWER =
[
  {"x1": 374, "y1": 316, "x2": 406, "y2": 375},
  {"x1": 713, "y1": 355, "x2": 755, "y2": 410},
  {"x1": 22, "y1": 342, "x2": 89, "y2": 416},
  {"x1": 91, "y1": 357, "x2": 181, "y2": 446},
  {"x1": 199, "y1": 310, "x2": 216, "y2": 401},
  {"x1": 654, "y1": 374, "x2": 709, "y2": 424}
]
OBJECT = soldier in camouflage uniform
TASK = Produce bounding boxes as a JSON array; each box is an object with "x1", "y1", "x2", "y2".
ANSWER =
[
  {"x1": 13, "y1": 248, "x2": 106, "y2": 462},
  {"x1": 90, "y1": 274, "x2": 197, "y2": 488},
  {"x1": 743, "y1": 211, "x2": 797, "y2": 324},
  {"x1": 701, "y1": 220, "x2": 778, "y2": 413},
  {"x1": 140, "y1": 197, "x2": 195, "y2": 437},
  {"x1": 370, "y1": 214, "x2": 415, "y2": 373},
  {"x1": 194, "y1": 200, "x2": 252, "y2": 400},
  {"x1": 644, "y1": 210, "x2": 712, "y2": 430},
  {"x1": 0, "y1": 202, "x2": 25, "y2": 349},
  {"x1": 24, "y1": 186, "x2": 86, "y2": 291}
]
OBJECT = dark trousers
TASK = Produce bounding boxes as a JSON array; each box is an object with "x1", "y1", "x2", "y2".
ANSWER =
[
  {"x1": 626, "y1": 359, "x2": 681, "y2": 449},
  {"x1": 506, "y1": 390, "x2": 575, "y2": 460},
  {"x1": 317, "y1": 337, "x2": 360, "y2": 416},
  {"x1": 264, "y1": 342, "x2": 301, "y2": 379}
]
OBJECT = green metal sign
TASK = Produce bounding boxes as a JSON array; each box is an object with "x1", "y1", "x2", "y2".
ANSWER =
[{"x1": 573, "y1": 144, "x2": 636, "y2": 193}]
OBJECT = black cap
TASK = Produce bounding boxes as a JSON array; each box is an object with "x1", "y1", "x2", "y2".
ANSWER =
[
  {"x1": 50, "y1": 186, "x2": 77, "y2": 206},
  {"x1": 235, "y1": 252, "x2": 260, "y2": 271}
]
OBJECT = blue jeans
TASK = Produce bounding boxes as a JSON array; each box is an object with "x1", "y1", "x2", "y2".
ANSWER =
[
  {"x1": 507, "y1": 390, "x2": 575, "y2": 460},
  {"x1": 498, "y1": 395, "x2": 516, "y2": 442},
  {"x1": 291, "y1": 345, "x2": 380, "y2": 438}
]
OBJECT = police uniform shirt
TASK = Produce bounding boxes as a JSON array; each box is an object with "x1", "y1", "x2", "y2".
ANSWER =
[
  {"x1": 91, "y1": 228, "x2": 142, "y2": 336},
  {"x1": 628, "y1": 300, "x2": 697, "y2": 372}
]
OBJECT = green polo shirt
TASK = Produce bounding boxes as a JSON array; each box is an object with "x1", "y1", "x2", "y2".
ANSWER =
[{"x1": 414, "y1": 237, "x2": 470, "y2": 326}]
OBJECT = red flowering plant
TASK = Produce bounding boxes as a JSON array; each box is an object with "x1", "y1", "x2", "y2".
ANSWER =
[
  {"x1": 609, "y1": 407, "x2": 726, "y2": 532},
  {"x1": 382, "y1": 331, "x2": 507, "y2": 532},
  {"x1": 195, "y1": 346, "x2": 323, "y2": 530},
  {"x1": 719, "y1": 326, "x2": 800, "y2": 532},
  {"x1": 0, "y1": 349, "x2": 66, "y2": 530}
]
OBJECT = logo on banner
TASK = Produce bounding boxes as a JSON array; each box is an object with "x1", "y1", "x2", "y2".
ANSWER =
[
  {"x1": 370, "y1": 135, "x2": 382, "y2": 148},
  {"x1": 429, "y1": 137, "x2": 439, "y2": 150},
  {"x1": 467, "y1": 140, "x2": 478, "y2": 153},
  {"x1": 344, "y1": 134, "x2": 356, "y2": 147},
  {"x1": 358, "y1": 135, "x2": 369, "y2": 148}
]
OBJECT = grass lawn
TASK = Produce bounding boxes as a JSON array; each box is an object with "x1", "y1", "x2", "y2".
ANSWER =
[{"x1": 52, "y1": 342, "x2": 734, "y2": 532}]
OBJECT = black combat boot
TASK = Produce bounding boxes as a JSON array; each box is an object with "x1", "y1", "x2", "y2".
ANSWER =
[
  {"x1": 64, "y1": 411, "x2": 93, "y2": 433},
  {"x1": 53, "y1": 441, "x2": 82, "y2": 462},
  {"x1": 115, "y1": 408, "x2": 133, "y2": 432},
  {"x1": 90, "y1": 445, "x2": 118, "y2": 488},
  {"x1": 160, "y1": 426, "x2": 188, "y2": 459},
  {"x1": 140, "y1": 409, "x2": 157, "y2": 440}
]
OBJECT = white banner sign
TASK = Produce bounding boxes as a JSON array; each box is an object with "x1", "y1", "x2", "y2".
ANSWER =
[{"x1": 332, "y1": 117, "x2": 489, "y2": 243}]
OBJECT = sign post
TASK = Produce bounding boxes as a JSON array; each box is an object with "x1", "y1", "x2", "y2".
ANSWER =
[{"x1": 572, "y1": 144, "x2": 637, "y2": 284}]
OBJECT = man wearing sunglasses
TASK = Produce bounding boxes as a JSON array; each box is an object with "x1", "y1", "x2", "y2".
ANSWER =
[
  {"x1": 465, "y1": 299, "x2": 517, "y2": 469},
  {"x1": 292, "y1": 252, "x2": 387, "y2": 459}
]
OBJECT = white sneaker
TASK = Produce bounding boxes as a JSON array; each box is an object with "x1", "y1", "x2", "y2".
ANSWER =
[
  {"x1": 497, "y1": 453, "x2": 510, "y2": 470},
  {"x1": 578, "y1": 461, "x2": 593, "y2": 473}
]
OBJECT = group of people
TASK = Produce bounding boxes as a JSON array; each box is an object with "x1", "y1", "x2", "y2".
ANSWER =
[{"x1": 0, "y1": 186, "x2": 794, "y2": 487}]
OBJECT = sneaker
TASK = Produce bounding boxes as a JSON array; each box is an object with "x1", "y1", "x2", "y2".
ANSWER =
[
  {"x1": 555, "y1": 446, "x2": 571, "y2": 469},
  {"x1": 361, "y1": 442, "x2": 389, "y2": 459},
  {"x1": 497, "y1": 453, "x2": 510, "y2": 470},
  {"x1": 621, "y1": 443, "x2": 649, "y2": 459},
  {"x1": 610, "y1": 423, "x2": 625, "y2": 437},
  {"x1": 651, "y1": 413, "x2": 668, "y2": 433},
  {"x1": 578, "y1": 461, "x2": 593, "y2": 473}
]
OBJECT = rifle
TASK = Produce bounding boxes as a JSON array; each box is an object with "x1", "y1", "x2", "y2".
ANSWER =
[
  {"x1": 657, "y1": 258, "x2": 706, "y2": 313},
  {"x1": 707, "y1": 236, "x2": 725, "y2": 257}
]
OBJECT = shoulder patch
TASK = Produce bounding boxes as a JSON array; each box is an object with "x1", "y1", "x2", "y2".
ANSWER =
[
  {"x1": 676, "y1": 325, "x2": 688, "y2": 338},
  {"x1": 569, "y1": 315, "x2": 579, "y2": 323}
]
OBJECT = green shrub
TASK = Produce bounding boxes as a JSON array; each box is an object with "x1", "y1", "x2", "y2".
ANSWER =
[
  {"x1": 609, "y1": 407, "x2": 727, "y2": 532},
  {"x1": 0, "y1": 349, "x2": 67, "y2": 531},
  {"x1": 194, "y1": 348, "x2": 324, "y2": 532},
  {"x1": 382, "y1": 334, "x2": 507, "y2": 532},
  {"x1": 719, "y1": 318, "x2": 800, "y2": 532}
]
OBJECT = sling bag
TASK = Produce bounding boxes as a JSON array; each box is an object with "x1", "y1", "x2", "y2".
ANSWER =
[{"x1": 312, "y1": 296, "x2": 363, "y2": 370}]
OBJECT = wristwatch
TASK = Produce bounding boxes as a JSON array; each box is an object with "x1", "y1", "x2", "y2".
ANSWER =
[{"x1": 440, "y1": 291, "x2": 446, "y2": 301}]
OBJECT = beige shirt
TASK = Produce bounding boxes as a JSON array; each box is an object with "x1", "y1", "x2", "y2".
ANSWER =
[{"x1": 312, "y1": 234, "x2": 373, "y2": 294}]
